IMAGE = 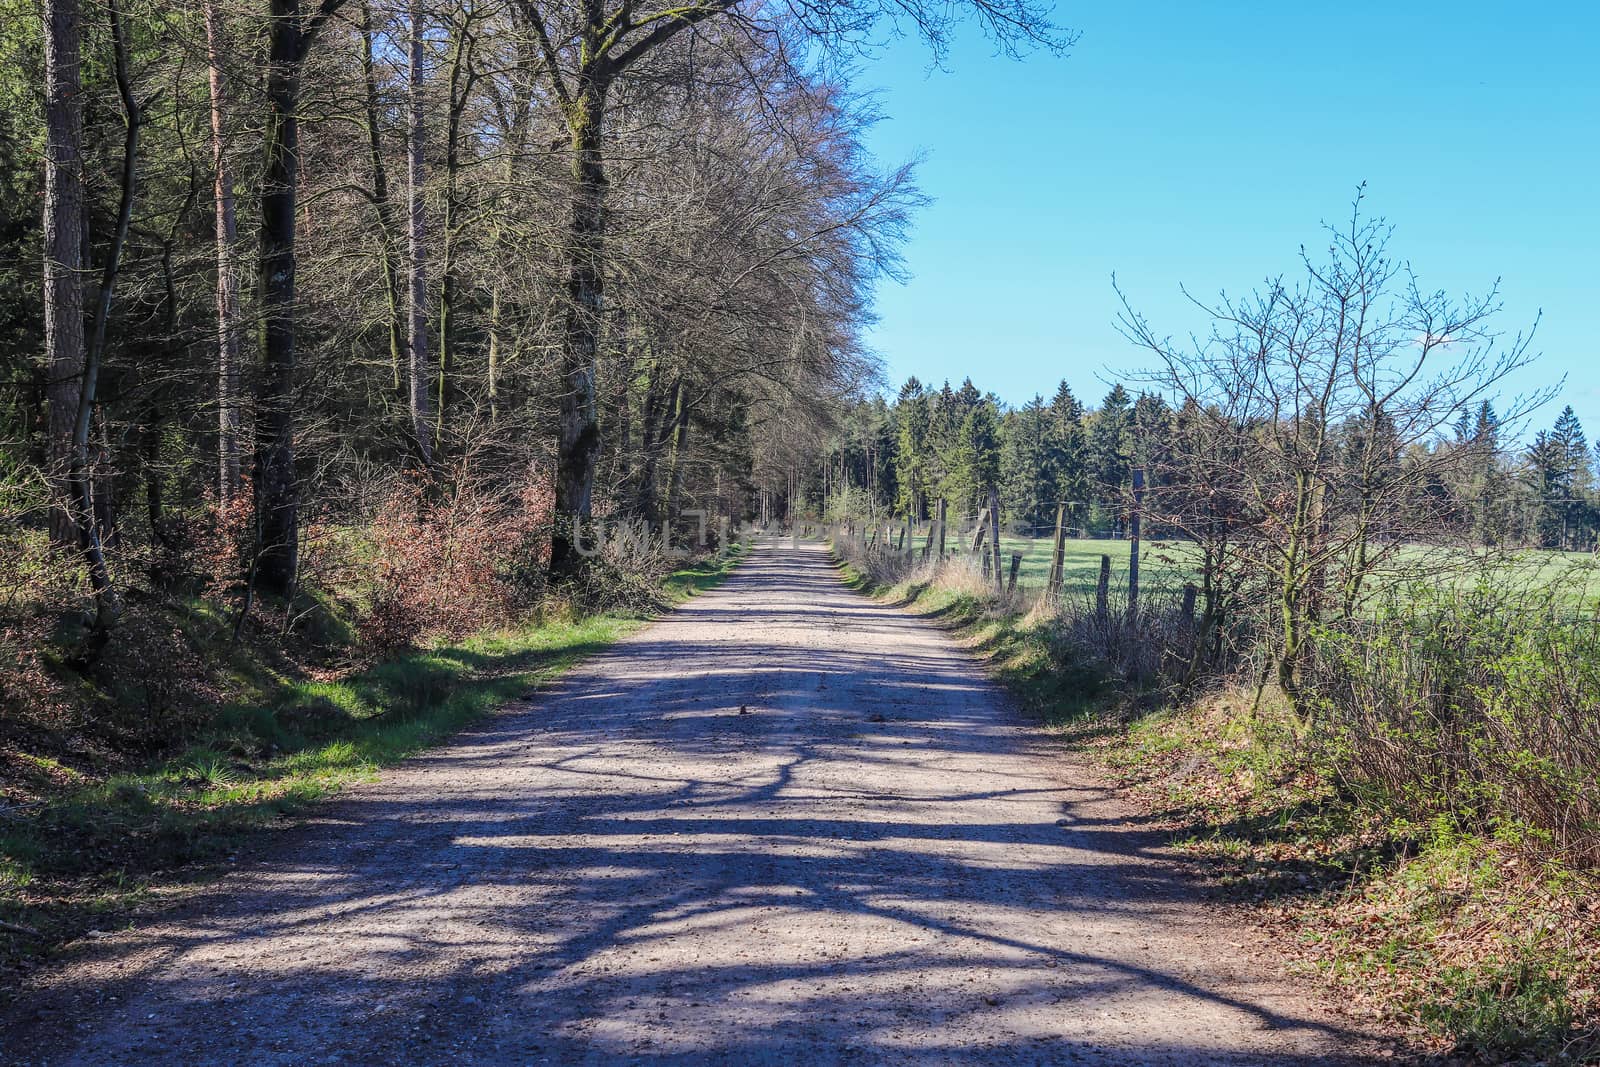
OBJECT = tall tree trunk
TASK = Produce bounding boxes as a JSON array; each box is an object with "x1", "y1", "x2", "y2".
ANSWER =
[
  {"x1": 405, "y1": 0, "x2": 434, "y2": 466},
  {"x1": 42, "y1": 0, "x2": 85, "y2": 551},
  {"x1": 204, "y1": 0, "x2": 243, "y2": 502},
  {"x1": 359, "y1": 0, "x2": 405, "y2": 397},
  {"x1": 69, "y1": 0, "x2": 142, "y2": 630},
  {"x1": 634, "y1": 373, "x2": 673, "y2": 522},
  {"x1": 608, "y1": 342, "x2": 634, "y2": 498},
  {"x1": 486, "y1": 18, "x2": 535, "y2": 427},
  {"x1": 665, "y1": 393, "x2": 691, "y2": 527},
  {"x1": 550, "y1": 68, "x2": 610, "y2": 574},
  {"x1": 436, "y1": 8, "x2": 476, "y2": 451},
  {"x1": 255, "y1": 0, "x2": 307, "y2": 598},
  {"x1": 486, "y1": 284, "x2": 501, "y2": 422}
]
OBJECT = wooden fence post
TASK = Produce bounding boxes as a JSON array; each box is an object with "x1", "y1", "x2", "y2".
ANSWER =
[
  {"x1": 936, "y1": 499, "x2": 948, "y2": 559},
  {"x1": 1047, "y1": 501, "x2": 1067, "y2": 595},
  {"x1": 1096, "y1": 554, "x2": 1110, "y2": 622},
  {"x1": 969, "y1": 506, "x2": 989, "y2": 555},
  {"x1": 1007, "y1": 552, "x2": 1022, "y2": 596},
  {"x1": 1128, "y1": 467, "x2": 1145, "y2": 618},
  {"x1": 987, "y1": 486, "x2": 1003, "y2": 596},
  {"x1": 1181, "y1": 582, "x2": 1197, "y2": 623}
]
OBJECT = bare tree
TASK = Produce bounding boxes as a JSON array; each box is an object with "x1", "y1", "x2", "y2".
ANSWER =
[
  {"x1": 507, "y1": 0, "x2": 1066, "y2": 575},
  {"x1": 255, "y1": 0, "x2": 353, "y2": 597},
  {"x1": 1118, "y1": 189, "x2": 1542, "y2": 726},
  {"x1": 359, "y1": 0, "x2": 407, "y2": 397},
  {"x1": 406, "y1": 0, "x2": 434, "y2": 465}
]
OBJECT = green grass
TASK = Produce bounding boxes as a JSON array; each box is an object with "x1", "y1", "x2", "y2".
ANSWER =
[
  {"x1": 0, "y1": 546, "x2": 745, "y2": 964},
  {"x1": 984, "y1": 533, "x2": 1600, "y2": 609},
  {"x1": 994, "y1": 535, "x2": 1191, "y2": 600}
]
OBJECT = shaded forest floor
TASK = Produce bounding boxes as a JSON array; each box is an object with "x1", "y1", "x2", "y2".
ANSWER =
[
  {"x1": 0, "y1": 549, "x2": 744, "y2": 984},
  {"x1": 840, "y1": 557, "x2": 1600, "y2": 1065}
]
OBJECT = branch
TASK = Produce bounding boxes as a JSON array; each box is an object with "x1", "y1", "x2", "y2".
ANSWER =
[{"x1": 608, "y1": 0, "x2": 734, "y2": 72}]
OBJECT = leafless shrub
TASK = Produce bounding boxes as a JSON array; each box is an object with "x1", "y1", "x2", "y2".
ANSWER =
[{"x1": 1304, "y1": 570, "x2": 1600, "y2": 867}]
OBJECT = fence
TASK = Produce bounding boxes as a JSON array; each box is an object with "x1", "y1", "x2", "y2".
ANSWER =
[{"x1": 822, "y1": 467, "x2": 1199, "y2": 622}]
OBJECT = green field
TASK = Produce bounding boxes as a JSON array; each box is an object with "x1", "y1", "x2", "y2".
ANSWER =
[
  {"x1": 991, "y1": 536, "x2": 1190, "y2": 601},
  {"x1": 958, "y1": 532, "x2": 1600, "y2": 609}
]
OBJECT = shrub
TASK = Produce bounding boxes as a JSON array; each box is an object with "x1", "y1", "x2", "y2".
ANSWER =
[
  {"x1": 565, "y1": 517, "x2": 677, "y2": 614},
  {"x1": 1305, "y1": 574, "x2": 1600, "y2": 867},
  {"x1": 359, "y1": 468, "x2": 555, "y2": 651}
]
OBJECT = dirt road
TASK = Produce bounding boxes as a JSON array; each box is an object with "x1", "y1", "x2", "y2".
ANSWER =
[{"x1": 4, "y1": 539, "x2": 1374, "y2": 1065}]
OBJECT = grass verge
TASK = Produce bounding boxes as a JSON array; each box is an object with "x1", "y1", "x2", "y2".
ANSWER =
[{"x1": 0, "y1": 546, "x2": 744, "y2": 979}]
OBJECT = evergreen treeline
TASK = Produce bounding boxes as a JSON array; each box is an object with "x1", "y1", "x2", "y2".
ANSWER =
[{"x1": 814, "y1": 378, "x2": 1600, "y2": 551}]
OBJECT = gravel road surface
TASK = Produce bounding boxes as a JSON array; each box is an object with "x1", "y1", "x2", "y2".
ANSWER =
[{"x1": 3, "y1": 539, "x2": 1377, "y2": 1065}]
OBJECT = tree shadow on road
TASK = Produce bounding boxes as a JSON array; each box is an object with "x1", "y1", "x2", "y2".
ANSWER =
[{"x1": 6, "y1": 546, "x2": 1388, "y2": 1065}]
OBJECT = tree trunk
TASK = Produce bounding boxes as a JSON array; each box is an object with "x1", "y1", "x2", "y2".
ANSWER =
[
  {"x1": 550, "y1": 71, "x2": 610, "y2": 574},
  {"x1": 485, "y1": 22, "x2": 536, "y2": 428},
  {"x1": 359, "y1": 0, "x2": 405, "y2": 397},
  {"x1": 255, "y1": 0, "x2": 308, "y2": 598},
  {"x1": 486, "y1": 284, "x2": 501, "y2": 422},
  {"x1": 635, "y1": 374, "x2": 674, "y2": 522},
  {"x1": 68, "y1": 0, "x2": 142, "y2": 630},
  {"x1": 406, "y1": 0, "x2": 433, "y2": 466},
  {"x1": 666, "y1": 392, "x2": 691, "y2": 528},
  {"x1": 42, "y1": 0, "x2": 85, "y2": 551},
  {"x1": 436, "y1": 9, "x2": 475, "y2": 452},
  {"x1": 204, "y1": 0, "x2": 243, "y2": 503}
]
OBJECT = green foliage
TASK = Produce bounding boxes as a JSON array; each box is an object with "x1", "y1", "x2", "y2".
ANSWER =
[
  {"x1": 999, "y1": 397, "x2": 1053, "y2": 530},
  {"x1": 1086, "y1": 384, "x2": 1132, "y2": 529},
  {"x1": 1419, "y1": 950, "x2": 1576, "y2": 1059},
  {"x1": 950, "y1": 399, "x2": 1001, "y2": 513}
]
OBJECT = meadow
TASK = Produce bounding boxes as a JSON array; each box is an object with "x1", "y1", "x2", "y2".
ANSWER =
[{"x1": 966, "y1": 531, "x2": 1600, "y2": 609}]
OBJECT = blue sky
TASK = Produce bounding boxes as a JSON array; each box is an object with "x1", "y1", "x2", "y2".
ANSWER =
[{"x1": 855, "y1": 1, "x2": 1599, "y2": 443}]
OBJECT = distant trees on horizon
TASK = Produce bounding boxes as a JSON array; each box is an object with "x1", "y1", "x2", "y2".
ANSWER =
[{"x1": 809, "y1": 381, "x2": 1600, "y2": 553}]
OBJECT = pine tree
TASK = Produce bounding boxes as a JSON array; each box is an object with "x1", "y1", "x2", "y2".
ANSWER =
[
  {"x1": 1000, "y1": 397, "x2": 1054, "y2": 531},
  {"x1": 953, "y1": 401, "x2": 1001, "y2": 517},
  {"x1": 1086, "y1": 384, "x2": 1133, "y2": 535},
  {"x1": 1461, "y1": 400, "x2": 1506, "y2": 545},
  {"x1": 1552, "y1": 406, "x2": 1591, "y2": 492},
  {"x1": 1046, "y1": 381, "x2": 1088, "y2": 527},
  {"x1": 893, "y1": 378, "x2": 929, "y2": 519},
  {"x1": 1130, "y1": 391, "x2": 1172, "y2": 471},
  {"x1": 1550, "y1": 406, "x2": 1594, "y2": 545},
  {"x1": 1526, "y1": 430, "x2": 1568, "y2": 549}
]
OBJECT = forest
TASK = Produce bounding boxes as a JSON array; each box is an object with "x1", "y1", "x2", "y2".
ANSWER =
[{"x1": 0, "y1": 0, "x2": 1050, "y2": 657}]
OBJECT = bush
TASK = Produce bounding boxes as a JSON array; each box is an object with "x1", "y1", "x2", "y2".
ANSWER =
[
  {"x1": 359, "y1": 469, "x2": 555, "y2": 651},
  {"x1": 564, "y1": 517, "x2": 679, "y2": 614},
  {"x1": 1305, "y1": 574, "x2": 1600, "y2": 867}
]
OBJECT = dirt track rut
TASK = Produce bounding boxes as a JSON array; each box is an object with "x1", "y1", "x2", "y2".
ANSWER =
[{"x1": 4, "y1": 539, "x2": 1376, "y2": 1065}]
